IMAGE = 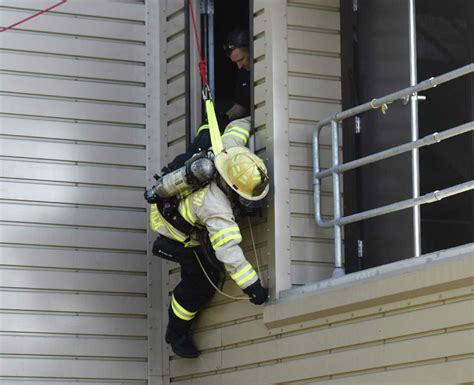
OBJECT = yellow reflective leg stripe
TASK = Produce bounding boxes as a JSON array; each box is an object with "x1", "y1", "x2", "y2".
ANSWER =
[
  {"x1": 205, "y1": 99, "x2": 223, "y2": 155},
  {"x1": 171, "y1": 294, "x2": 197, "y2": 321}
]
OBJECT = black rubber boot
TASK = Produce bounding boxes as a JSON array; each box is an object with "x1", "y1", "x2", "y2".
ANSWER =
[{"x1": 165, "y1": 326, "x2": 200, "y2": 358}]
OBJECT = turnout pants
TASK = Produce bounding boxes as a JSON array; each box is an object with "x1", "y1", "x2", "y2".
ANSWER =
[{"x1": 152, "y1": 236, "x2": 221, "y2": 334}]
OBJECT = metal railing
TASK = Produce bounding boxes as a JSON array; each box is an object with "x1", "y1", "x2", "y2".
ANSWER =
[{"x1": 313, "y1": 63, "x2": 474, "y2": 278}]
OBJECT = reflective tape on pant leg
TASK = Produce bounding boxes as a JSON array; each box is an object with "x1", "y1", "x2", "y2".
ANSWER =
[{"x1": 171, "y1": 294, "x2": 197, "y2": 321}]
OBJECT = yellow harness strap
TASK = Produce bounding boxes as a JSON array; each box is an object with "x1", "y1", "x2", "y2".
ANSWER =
[{"x1": 205, "y1": 99, "x2": 224, "y2": 155}]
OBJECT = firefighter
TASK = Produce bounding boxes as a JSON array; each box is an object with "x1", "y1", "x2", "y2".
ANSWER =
[
  {"x1": 164, "y1": 27, "x2": 251, "y2": 172},
  {"x1": 146, "y1": 118, "x2": 269, "y2": 358}
]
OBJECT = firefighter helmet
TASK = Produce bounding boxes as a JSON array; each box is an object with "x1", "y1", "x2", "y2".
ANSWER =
[{"x1": 215, "y1": 146, "x2": 269, "y2": 201}]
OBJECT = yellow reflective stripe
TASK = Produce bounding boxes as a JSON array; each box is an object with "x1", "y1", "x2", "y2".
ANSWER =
[
  {"x1": 225, "y1": 126, "x2": 250, "y2": 138},
  {"x1": 222, "y1": 130, "x2": 249, "y2": 144},
  {"x1": 236, "y1": 269, "x2": 257, "y2": 287},
  {"x1": 210, "y1": 226, "x2": 240, "y2": 244},
  {"x1": 171, "y1": 295, "x2": 197, "y2": 321},
  {"x1": 213, "y1": 233, "x2": 242, "y2": 249},
  {"x1": 197, "y1": 124, "x2": 209, "y2": 134},
  {"x1": 150, "y1": 205, "x2": 163, "y2": 232},
  {"x1": 154, "y1": 205, "x2": 188, "y2": 242},
  {"x1": 230, "y1": 263, "x2": 252, "y2": 281},
  {"x1": 179, "y1": 196, "x2": 195, "y2": 226}
]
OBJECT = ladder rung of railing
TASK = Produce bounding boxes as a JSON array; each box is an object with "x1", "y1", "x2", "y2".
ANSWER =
[{"x1": 313, "y1": 63, "x2": 474, "y2": 278}]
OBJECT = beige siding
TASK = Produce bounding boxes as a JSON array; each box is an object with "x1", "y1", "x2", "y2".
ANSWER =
[
  {"x1": 287, "y1": 0, "x2": 342, "y2": 286},
  {"x1": 168, "y1": 247, "x2": 474, "y2": 385},
  {"x1": 0, "y1": 0, "x2": 147, "y2": 383}
]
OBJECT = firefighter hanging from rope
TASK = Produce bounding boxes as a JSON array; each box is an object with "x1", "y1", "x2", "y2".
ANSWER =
[{"x1": 143, "y1": 2, "x2": 269, "y2": 359}]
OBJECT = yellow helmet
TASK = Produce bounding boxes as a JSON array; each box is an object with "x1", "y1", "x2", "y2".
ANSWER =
[{"x1": 214, "y1": 146, "x2": 269, "y2": 201}]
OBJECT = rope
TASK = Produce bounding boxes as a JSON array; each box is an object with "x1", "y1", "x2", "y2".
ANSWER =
[
  {"x1": 193, "y1": 216, "x2": 265, "y2": 301},
  {"x1": 0, "y1": 1, "x2": 68, "y2": 33},
  {"x1": 188, "y1": 0, "x2": 209, "y2": 89},
  {"x1": 193, "y1": 251, "x2": 248, "y2": 300}
]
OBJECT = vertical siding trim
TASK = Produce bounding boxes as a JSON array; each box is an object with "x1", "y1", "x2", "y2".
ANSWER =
[
  {"x1": 147, "y1": 1, "x2": 167, "y2": 384},
  {"x1": 264, "y1": 0, "x2": 292, "y2": 296}
]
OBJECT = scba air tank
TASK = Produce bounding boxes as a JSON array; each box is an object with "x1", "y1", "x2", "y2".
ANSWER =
[{"x1": 154, "y1": 154, "x2": 215, "y2": 198}]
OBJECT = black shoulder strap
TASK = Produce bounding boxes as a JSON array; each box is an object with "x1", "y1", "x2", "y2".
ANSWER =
[{"x1": 155, "y1": 197, "x2": 195, "y2": 235}]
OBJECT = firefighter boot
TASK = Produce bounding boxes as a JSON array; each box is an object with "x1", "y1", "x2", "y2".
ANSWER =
[{"x1": 165, "y1": 325, "x2": 200, "y2": 358}]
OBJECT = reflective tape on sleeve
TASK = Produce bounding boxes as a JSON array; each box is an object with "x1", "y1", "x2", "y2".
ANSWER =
[
  {"x1": 230, "y1": 262, "x2": 258, "y2": 288},
  {"x1": 210, "y1": 226, "x2": 242, "y2": 249}
]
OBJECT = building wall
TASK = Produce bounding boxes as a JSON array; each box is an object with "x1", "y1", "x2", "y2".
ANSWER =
[
  {"x1": 169, "y1": 245, "x2": 474, "y2": 385},
  {"x1": 286, "y1": 0, "x2": 342, "y2": 286},
  {"x1": 0, "y1": 1, "x2": 148, "y2": 383}
]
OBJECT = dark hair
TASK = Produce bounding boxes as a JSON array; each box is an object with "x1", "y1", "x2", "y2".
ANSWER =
[{"x1": 223, "y1": 27, "x2": 249, "y2": 56}]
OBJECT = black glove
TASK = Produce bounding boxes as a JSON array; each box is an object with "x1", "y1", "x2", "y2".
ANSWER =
[
  {"x1": 144, "y1": 186, "x2": 158, "y2": 204},
  {"x1": 243, "y1": 279, "x2": 268, "y2": 305}
]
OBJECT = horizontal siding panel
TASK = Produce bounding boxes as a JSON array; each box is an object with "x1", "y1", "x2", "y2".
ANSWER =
[
  {"x1": 0, "y1": 246, "x2": 146, "y2": 272},
  {"x1": 167, "y1": 74, "x2": 185, "y2": 101},
  {"x1": 254, "y1": 12, "x2": 265, "y2": 36},
  {"x1": 167, "y1": 56, "x2": 185, "y2": 80},
  {"x1": 0, "y1": 313, "x2": 147, "y2": 336},
  {"x1": 0, "y1": 291, "x2": 146, "y2": 314},
  {"x1": 289, "y1": 52, "x2": 340, "y2": 77},
  {"x1": 0, "y1": 203, "x2": 145, "y2": 230},
  {"x1": 0, "y1": 334, "x2": 146, "y2": 358},
  {"x1": 0, "y1": 139, "x2": 145, "y2": 167},
  {"x1": 167, "y1": 139, "x2": 186, "y2": 160},
  {"x1": 254, "y1": 34, "x2": 265, "y2": 58},
  {"x1": 288, "y1": 0, "x2": 340, "y2": 6},
  {"x1": 0, "y1": 96, "x2": 145, "y2": 125},
  {"x1": 289, "y1": 144, "x2": 334, "y2": 168},
  {"x1": 254, "y1": 105, "x2": 266, "y2": 128},
  {"x1": 254, "y1": 82, "x2": 265, "y2": 105},
  {"x1": 291, "y1": 262, "x2": 333, "y2": 284},
  {"x1": 0, "y1": 181, "x2": 145, "y2": 209},
  {"x1": 165, "y1": 11, "x2": 185, "y2": 38},
  {"x1": 167, "y1": 118, "x2": 186, "y2": 143},
  {"x1": 290, "y1": 239, "x2": 335, "y2": 263},
  {"x1": 166, "y1": 35, "x2": 185, "y2": 59},
  {"x1": 0, "y1": 160, "x2": 145, "y2": 187},
  {"x1": 0, "y1": 33, "x2": 145, "y2": 62},
  {"x1": 254, "y1": 60, "x2": 265, "y2": 83},
  {"x1": 290, "y1": 215, "x2": 334, "y2": 239},
  {"x1": 0, "y1": 381, "x2": 143, "y2": 385},
  {"x1": 0, "y1": 52, "x2": 145, "y2": 83},
  {"x1": 288, "y1": 6, "x2": 340, "y2": 31},
  {"x1": 196, "y1": 300, "x2": 262, "y2": 329},
  {"x1": 289, "y1": 99, "x2": 341, "y2": 121},
  {"x1": 171, "y1": 301, "x2": 473, "y2": 379},
  {"x1": 289, "y1": 75, "x2": 341, "y2": 100},
  {"x1": 0, "y1": 117, "x2": 146, "y2": 145},
  {"x1": 291, "y1": 191, "x2": 333, "y2": 216},
  {"x1": 0, "y1": 0, "x2": 145, "y2": 21},
  {"x1": 0, "y1": 74, "x2": 145, "y2": 104},
  {"x1": 0, "y1": 269, "x2": 146, "y2": 293},
  {"x1": 0, "y1": 224, "x2": 146, "y2": 251},
  {"x1": 288, "y1": 29, "x2": 340, "y2": 54},
  {"x1": 0, "y1": 357, "x2": 147, "y2": 380},
  {"x1": 0, "y1": 9, "x2": 145, "y2": 41},
  {"x1": 167, "y1": 0, "x2": 184, "y2": 16},
  {"x1": 290, "y1": 169, "x2": 333, "y2": 193},
  {"x1": 167, "y1": 97, "x2": 186, "y2": 122},
  {"x1": 289, "y1": 121, "x2": 341, "y2": 146}
]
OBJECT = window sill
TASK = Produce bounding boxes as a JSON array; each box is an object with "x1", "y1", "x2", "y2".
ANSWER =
[{"x1": 263, "y1": 243, "x2": 474, "y2": 329}]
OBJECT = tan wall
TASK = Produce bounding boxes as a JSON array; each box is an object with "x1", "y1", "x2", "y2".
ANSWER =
[
  {"x1": 169, "y1": 245, "x2": 474, "y2": 385},
  {"x1": 286, "y1": 0, "x2": 342, "y2": 286}
]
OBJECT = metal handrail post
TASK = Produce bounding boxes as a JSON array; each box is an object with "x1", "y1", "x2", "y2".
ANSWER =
[
  {"x1": 331, "y1": 120, "x2": 345, "y2": 278},
  {"x1": 313, "y1": 125, "x2": 325, "y2": 226},
  {"x1": 409, "y1": 0, "x2": 421, "y2": 257}
]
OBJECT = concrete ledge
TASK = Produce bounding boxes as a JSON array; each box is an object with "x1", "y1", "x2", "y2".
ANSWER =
[{"x1": 264, "y1": 243, "x2": 474, "y2": 329}]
